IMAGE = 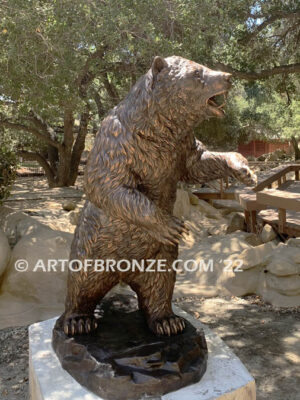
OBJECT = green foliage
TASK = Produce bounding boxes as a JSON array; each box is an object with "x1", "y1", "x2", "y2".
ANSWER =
[
  {"x1": 0, "y1": 138, "x2": 18, "y2": 203},
  {"x1": 0, "y1": 0, "x2": 299, "y2": 164}
]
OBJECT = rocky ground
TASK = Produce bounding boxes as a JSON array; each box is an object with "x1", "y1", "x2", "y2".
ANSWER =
[
  {"x1": 0, "y1": 173, "x2": 299, "y2": 399},
  {"x1": 0, "y1": 295, "x2": 299, "y2": 400}
]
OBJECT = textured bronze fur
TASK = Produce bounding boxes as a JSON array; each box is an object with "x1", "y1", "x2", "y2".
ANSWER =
[{"x1": 62, "y1": 56, "x2": 256, "y2": 336}]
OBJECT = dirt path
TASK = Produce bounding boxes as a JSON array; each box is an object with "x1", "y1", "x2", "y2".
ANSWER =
[{"x1": 0, "y1": 295, "x2": 299, "y2": 400}]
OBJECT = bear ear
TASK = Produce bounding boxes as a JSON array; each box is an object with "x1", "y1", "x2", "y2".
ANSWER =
[{"x1": 151, "y1": 56, "x2": 168, "y2": 77}]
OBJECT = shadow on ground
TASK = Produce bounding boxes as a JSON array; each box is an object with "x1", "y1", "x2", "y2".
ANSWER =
[{"x1": 175, "y1": 295, "x2": 300, "y2": 400}]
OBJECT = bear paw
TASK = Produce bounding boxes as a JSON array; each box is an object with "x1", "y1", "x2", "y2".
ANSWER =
[
  {"x1": 150, "y1": 315, "x2": 186, "y2": 336},
  {"x1": 235, "y1": 165, "x2": 257, "y2": 186},
  {"x1": 227, "y1": 153, "x2": 257, "y2": 186},
  {"x1": 158, "y1": 216, "x2": 189, "y2": 246},
  {"x1": 63, "y1": 314, "x2": 98, "y2": 336}
]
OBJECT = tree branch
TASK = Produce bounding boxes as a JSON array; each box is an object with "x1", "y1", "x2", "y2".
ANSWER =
[
  {"x1": 0, "y1": 119, "x2": 61, "y2": 148},
  {"x1": 102, "y1": 72, "x2": 119, "y2": 102},
  {"x1": 242, "y1": 10, "x2": 300, "y2": 43},
  {"x1": 63, "y1": 109, "x2": 74, "y2": 149},
  {"x1": 92, "y1": 89, "x2": 106, "y2": 120},
  {"x1": 69, "y1": 105, "x2": 90, "y2": 185},
  {"x1": 77, "y1": 46, "x2": 108, "y2": 98},
  {"x1": 214, "y1": 62, "x2": 300, "y2": 80},
  {"x1": 18, "y1": 150, "x2": 56, "y2": 183},
  {"x1": 28, "y1": 110, "x2": 57, "y2": 141}
]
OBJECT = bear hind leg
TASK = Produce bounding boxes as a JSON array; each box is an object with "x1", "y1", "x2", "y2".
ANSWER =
[
  {"x1": 127, "y1": 268, "x2": 186, "y2": 336},
  {"x1": 63, "y1": 266, "x2": 119, "y2": 336}
]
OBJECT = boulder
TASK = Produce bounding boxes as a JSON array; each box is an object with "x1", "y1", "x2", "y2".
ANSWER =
[
  {"x1": 266, "y1": 244, "x2": 300, "y2": 276},
  {"x1": 175, "y1": 231, "x2": 253, "y2": 298},
  {"x1": 195, "y1": 199, "x2": 223, "y2": 219},
  {"x1": 0, "y1": 292, "x2": 65, "y2": 330},
  {"x1": 227, "y1": 241, "x2": 276, "y2": 271},
  {"x1": 62, "y1": 200, "x2": 76, "y2": 211},
  {"x1": 260, "y1": 224, "x2": 277, "y2": 243},
  {"x1": 0, "y1": 229, "x2": 11, "y2": 279},
  {"x1": 226, "y1": 212, "x2": 246, "y2": 234},
  {"x1": 1, "y1": 227, "x2": 73, "y2": 318},
  {"x1": 189, "y1": 193, "x2": 200, "y2": 206},
  {"x1": 220, "y1": 265, "x2": 262, "y2": 297},
  {"x1": 257, "y1": 154, "x2": 266, "y2": 161},
  {"x1": 257, "y1": 288, "x2": 300, "y2": 308},
  {"x1": 286, "y1": 238, "x2": 300, "y2": 248},
  {"x1": 0, "y1": 208, "x2": 49, "y2": 246},
  {"x1": 212, "y1": 200, "x2": 244, "y2": 215},
  {"x1": 219, "y1": 241, "x2": 277, "y2": 297},
  {"x1": 173, "y1": 189, "x2": 191, "y2": 219},
  {"x1": 69, "y1": 210, "x2": 80, "y2": 226},
  {"x1": 260, "y1": 273, "x2": 300, "y2": 297},
  {"x1": 243, "y1": 233, "x2": 263, "y2": 247}
]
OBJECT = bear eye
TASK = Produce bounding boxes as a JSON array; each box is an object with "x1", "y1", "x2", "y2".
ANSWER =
[{"x1": 194, "y1": 69, "x2": 205, "y2": 84}]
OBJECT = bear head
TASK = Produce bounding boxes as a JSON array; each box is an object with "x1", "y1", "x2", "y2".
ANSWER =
[{"x1": 149, "y1": 55, "x2": 232, "y2": 128}]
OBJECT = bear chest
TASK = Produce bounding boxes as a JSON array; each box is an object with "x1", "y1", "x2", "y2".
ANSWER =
[{"x1": 132, "y1": 139, "x2": 187, "y2": 206}]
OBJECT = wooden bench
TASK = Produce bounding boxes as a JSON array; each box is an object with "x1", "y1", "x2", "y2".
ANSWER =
[
  {"x1": 238, "y1": 193, "x2": 266, "y2": 233},
  {"x1": 237, "y1": 164, "x2": 300, "y2": 234},
  {"x1": 257, "y1": 189, "x2": 300, "y2": 235}
]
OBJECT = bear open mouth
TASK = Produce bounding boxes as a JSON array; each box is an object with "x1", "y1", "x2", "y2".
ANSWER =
[{"x1": 206, "y1": 91, "x2": 228, "y2": 117}]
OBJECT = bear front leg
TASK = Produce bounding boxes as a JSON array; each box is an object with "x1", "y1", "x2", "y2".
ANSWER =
[
  {"x1": 85, "y1": 142, "x2": 188, "y2": 247},
  {"x1": 183, "y1": 139, "x2": 257, "y2": 186},
  {"x1": 126, "y1": 255, "x2": 185, "y2": 336}
]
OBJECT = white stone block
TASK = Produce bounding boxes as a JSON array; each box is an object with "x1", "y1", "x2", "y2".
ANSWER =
[{"x1": 29, "y1": 306, "x2": 256, "y2": 400}]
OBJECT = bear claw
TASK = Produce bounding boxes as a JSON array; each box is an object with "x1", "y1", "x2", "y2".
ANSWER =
[
  {"x1": 152, "y1": 315, "x2": 186, "y2": 336},
  {"x1": 63, "y1": 315, "x2": 98, "y2": 336}
]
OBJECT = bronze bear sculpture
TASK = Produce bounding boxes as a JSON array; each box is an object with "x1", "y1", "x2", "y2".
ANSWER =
[{"x1": 62, "y1": 56, "x2": 256, "y2": 337}]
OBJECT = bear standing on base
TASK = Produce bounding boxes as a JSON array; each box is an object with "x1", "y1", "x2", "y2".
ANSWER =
[{"x1": 63, "y1": 56, "x2": 256, "y2": 337}]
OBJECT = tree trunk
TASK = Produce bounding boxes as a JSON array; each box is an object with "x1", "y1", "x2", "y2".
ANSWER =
[
  {"x1": 47, "y1": 145, "x2": 59, "y2": 172},
  {"x1": 18, "y1": 151, "x2": 57, "y2": 187},
  {"x1": 291, "y1": 136, "x2": 300, "y2": 160},
  {"x1": 55, "y1": 109, "x2": 74, "y2": 187},
  {"x1": 68, "y1": 108, "x2": 90, "y2": 185}
]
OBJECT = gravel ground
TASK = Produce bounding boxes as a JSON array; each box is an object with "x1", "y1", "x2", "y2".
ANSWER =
[
  {"x1": 0, "y1": 326, "x2": 29, "y2": 400},
  {"x1": 0, "y1": 295, "x2": 299, "y2": 400}
]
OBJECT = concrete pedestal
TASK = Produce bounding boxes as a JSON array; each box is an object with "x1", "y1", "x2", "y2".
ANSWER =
[{"x1": 29, "y1": 306, "x2": 256, "y2": 400}]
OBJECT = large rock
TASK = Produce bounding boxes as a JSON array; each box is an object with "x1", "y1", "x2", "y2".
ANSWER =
[
  {"x1": 195, "y1": 199, "x2": 223, "y2": 219},
  {"x1": 3, "y1": 228, "x2": 72, "y2": 303},
  {"x1": 260, "y1": 224, "x2": 277, "y2": 243},
  {"x1": 219, "y1": 242, "x2": 276, "y2": 297},
  {"x1": 222, "y1": 241, "x2": 300, "y2": 306},
  {"x1": 173, "y1": 189, "x2": 191, "y2": 219},
  {"x1": 0, "y1": 207, "x2": 49, "y2": 246},
  {"x1": 226, "y1": 212, "x2": 246, "y2": 234},
  {"x1": 69, "y1": 210, "x2": 80, "y2": 226},
  {"x1": 257, "y1": 287, "x2": 300, "y2": 308},
  {"x1": 228, "y1": 242, "x2": 276, "y2": 271},
  {"x1": 286, "y1": 238, "x2": 300, "y2": 248},
  {"x1": 266, "y1": 244, "x2": 300, "y2": 276},
  {"x1": 175, "y1": 231, "x2": 253, "y2": 298},
  {"x1": 0, "y1": 227, "x2": 73, "y2": 328},
  {"x1": 62, "y1": 200, "x2": 76, "y2": 212},
  {"x1": 189, "y1": 193, "x2": 200, "y2": 205},
  {"x1": 263, "y1": 274, "x2": 300, "y2": 296},
  {"x1": 213, "y1": 200, "x2": 244, "y2": 215},
  {"x1": 0, "y1": 229, "x2": 11, "y2": 279}
]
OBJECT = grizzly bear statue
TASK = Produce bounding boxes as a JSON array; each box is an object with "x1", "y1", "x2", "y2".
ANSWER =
[{"x1": 62, "y1": 56, "x2": 256, "y2": 337}]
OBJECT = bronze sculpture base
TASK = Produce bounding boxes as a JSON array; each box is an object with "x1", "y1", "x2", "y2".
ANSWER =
[{"x1": 52, "y1": 294, "x2": 208, "y2": 400}]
